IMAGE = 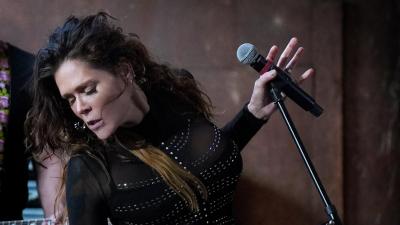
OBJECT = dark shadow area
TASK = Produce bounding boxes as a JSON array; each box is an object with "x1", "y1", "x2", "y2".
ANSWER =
[{"x1": 343, "y1": 0, "x2": 400, "y2": 224}]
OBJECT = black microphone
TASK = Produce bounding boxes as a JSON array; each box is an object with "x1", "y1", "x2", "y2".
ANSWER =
[{"x1": 236, "y1": 43, "x2": 323, "y2": 117}]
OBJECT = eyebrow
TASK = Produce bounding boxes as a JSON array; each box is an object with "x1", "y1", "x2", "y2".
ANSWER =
[{"x1": 61, "y1": 80, "x2": 97, "y2": 99}]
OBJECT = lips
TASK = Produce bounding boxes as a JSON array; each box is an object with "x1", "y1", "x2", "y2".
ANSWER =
[{"x1": 86, "y1": 119, "x2": 104, "y2": 130}]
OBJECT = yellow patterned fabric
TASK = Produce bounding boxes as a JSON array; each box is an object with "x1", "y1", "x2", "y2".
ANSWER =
[{"x1": 0, "y1": 42, "x2": 10, "y2": 175}]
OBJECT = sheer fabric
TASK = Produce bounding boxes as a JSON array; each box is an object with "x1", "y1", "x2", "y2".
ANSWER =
[{"x1": 66, "y1": 73, "x2": 266, "y2": 225}]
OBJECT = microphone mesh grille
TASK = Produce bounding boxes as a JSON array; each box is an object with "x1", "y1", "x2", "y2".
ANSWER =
[{"x1": 236, "y1": 43, "x2": 257, "y2": 64}]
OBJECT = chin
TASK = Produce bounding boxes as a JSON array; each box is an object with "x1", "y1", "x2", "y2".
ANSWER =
[
  {"x1": 92, "y1": 126, "x2": 115, "y2": 140},
  {"x1": 95, "y1": 132, "x2": 111, "y2": 140}
]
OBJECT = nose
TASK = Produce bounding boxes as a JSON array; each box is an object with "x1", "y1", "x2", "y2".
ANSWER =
[{"x1": 75, "y1": 97, "x2": 91, "y2": 116}]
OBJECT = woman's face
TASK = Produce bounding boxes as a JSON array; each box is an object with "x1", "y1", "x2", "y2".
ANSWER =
[{"x1": 54, "y1": 59, "x2": 149, "y2": 140}]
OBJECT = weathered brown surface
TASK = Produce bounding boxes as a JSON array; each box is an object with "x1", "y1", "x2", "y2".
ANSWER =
[{"x1": 343, "y1": 0, "x2": 400, "y2": 224}]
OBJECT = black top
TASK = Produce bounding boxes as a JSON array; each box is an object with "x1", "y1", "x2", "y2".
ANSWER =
[
  {"x1": 0, "y1": 44, "x2": 34, "y2": 220},
  {"x1": 66, "y1": 77, "x2": 266, "y2": 225}
]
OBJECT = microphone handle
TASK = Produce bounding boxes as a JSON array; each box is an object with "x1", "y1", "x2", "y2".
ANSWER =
[{"x1": 250, "y1": 54, "x2": 323, "y2": 117}]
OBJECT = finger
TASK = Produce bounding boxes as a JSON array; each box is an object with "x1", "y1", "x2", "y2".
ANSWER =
[
  {"x1": 277, "y1": 37, "x2": 298, "y2": 68},
  {"x1": 259, "y1": 69, "x2": 278, "y2": 83},
  {"x1": 285, "y1": 47, "x2": 304, "y2": 73},
  {"x1": 251, "y1": 70, "x2": 278, "y2": 103},
  {"x1": 297, "y1": 68, "x2": 315, "y2": 85},
  {"x1": 266, "y1": 45, "x2": 279, "y2": 62}
]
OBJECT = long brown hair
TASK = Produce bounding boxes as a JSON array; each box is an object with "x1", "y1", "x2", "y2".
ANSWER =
[{"x1": 25, "y1": 12, "x2": 213, "y2": 219}]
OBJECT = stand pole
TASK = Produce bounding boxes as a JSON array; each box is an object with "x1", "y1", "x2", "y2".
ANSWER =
[{"x1": 269, "y1": 83, "x2": 343, "y2": 225}]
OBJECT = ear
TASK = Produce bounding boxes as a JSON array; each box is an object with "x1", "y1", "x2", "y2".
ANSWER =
[{"x1": 116, "y1": 61, "x2": 135, "y2": 84}]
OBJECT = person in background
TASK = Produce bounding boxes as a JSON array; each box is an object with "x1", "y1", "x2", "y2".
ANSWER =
[
  {"x1": 26, "y1": 12, "x2": 313, "y2": 225},
  {"x1": 0, "y1": 41, "x2": 34, "y2": 221},
  {"x1": 0, "y1": 41, "x2": 62, "y2": 223}
]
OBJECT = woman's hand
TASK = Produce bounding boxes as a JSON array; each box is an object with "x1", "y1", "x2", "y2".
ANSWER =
[{"x1": 247, "y1": 37, "x2": 315, "y2": 120}]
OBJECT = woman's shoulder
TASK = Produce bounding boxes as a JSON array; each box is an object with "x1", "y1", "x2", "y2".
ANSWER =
[{"x1": 68, "y1": 150, "x2": 110, "y2": 177}]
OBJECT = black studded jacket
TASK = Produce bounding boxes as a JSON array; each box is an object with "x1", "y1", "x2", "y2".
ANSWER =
[{"x1": 66, "y1": 74, "x2": 266, "y2": 225}]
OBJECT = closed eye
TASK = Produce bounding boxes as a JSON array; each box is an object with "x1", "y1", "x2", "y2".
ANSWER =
[
  {"x1": 66, "y1": 96, "x2": 76, "y2": 105},
  {"x1": 85, "y1": 86, "x2": 97, "y2": 95},
  {"x1": 61, "y1": 80, "x2": 98, "y2": 105}
]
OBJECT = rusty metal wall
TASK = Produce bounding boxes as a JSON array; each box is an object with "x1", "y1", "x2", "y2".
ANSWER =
[{"x1": 343, "y1": 0, "x2": 400, "y2": 224}]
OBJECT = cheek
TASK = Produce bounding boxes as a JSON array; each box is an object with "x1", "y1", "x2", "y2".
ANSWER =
[
  {"x1": 96, "y1": 83, "x2": 126, "y2": 113},
  {"x1": 99, "y1": 95, "x2": 126, "y2": 120},
  {"x1": 103, "y1": 91, "x2": 141, "y2": 125},
  {"x1": 69, "y1": 104, "x2": 81, "y2": 119}
]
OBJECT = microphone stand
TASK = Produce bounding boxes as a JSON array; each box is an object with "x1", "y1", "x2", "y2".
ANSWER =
[{"x1": 268, "y1": 81, "x2": 343, "y2": 225}]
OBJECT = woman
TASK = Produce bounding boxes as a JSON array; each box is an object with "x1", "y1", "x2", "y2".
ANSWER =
[{"x1": 26, "y1": 12, "x2": 313, "y2": 225}]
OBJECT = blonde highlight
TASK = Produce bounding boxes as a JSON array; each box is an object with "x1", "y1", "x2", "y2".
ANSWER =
[{"x1": 114, "y1": 136, "x2": 208, "y2": 211}]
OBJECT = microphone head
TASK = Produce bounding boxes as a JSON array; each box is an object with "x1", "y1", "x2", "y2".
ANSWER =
[{"x1": 236, "y1": 43, "x2": 258, "y2": 64}]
